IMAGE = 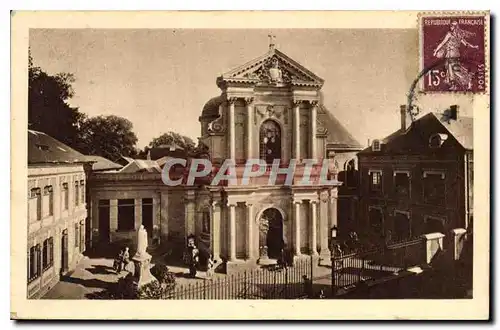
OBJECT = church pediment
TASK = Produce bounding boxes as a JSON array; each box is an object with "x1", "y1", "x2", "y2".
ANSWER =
[{"x1": 217, "y1": 49, "x2": 324, "y2": 88}]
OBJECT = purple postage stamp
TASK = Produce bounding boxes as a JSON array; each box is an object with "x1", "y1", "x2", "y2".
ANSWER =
[{"x1": 420, "y1": 14, "x2": 487, "y2": 93}]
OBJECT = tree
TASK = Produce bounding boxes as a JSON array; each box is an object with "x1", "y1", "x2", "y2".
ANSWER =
[
  {"x1": 148, "y1": 131, "x2": 196, "y2": 152},
  {"x1": 79, "y1": 115, "x2": 138, "y2": 162},
  {"x1": 28, "y1": 50, "x2": 86, "y2": 147}
]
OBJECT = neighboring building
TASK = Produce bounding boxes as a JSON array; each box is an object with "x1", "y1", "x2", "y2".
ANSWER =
[
  {"x1": 27, "y1": 130, "x2": 91, "y2": 298},
  {"x1": 357, "y1": 105, "x2": 473, "y2": 245},
  {"x1": 147, "y1": 143, "x2": 187, "y2": 160},
  {"x1": 84, "y1": 155, "x2": 123, "y2": 172},
  {"x1": 88, "y1": 44, "x2": 362, "y2": 273}
]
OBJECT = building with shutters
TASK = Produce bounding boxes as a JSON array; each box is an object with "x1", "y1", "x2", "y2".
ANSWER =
[
  {"x1": 27, "y1": 130, "x2": 91, "y2": 298},
  {"x1": 357, "y1": 105, "x2": 473, "y2": 245}
]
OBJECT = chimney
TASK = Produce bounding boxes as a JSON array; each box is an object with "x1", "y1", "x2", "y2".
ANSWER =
[
  {"x1": 400, "y1": 105, "x2": 410, "y2": 131},
  {"x1": 367, "y1": 139, "x2": 371, "y2": 147},
  {"x1": 450, "y1": 105, "x2": 459, "y2": 120}
]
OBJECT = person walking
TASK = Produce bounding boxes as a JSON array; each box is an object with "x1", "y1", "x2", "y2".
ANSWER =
[
  {"x1": 206, "y1": 255, "x2": 215, "y2": 279},
  {"x1": 114, "y1": 249, "x2": 124, "y2": 273},
  {"x1": 189, "y1": 244, "x2": 200, "y2": 278}
]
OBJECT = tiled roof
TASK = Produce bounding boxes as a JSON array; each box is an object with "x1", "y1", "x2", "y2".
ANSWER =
[
  {"x1": 359, "y1": 112, "x2": 473, "y2": 154},
  {"x1": 84, "y1": 155, "x2": 123, "y2": 171},
  {"x1": 434, "y1": 113, "x2": 473, "y2": 150},
  {"x1": 319, "y1": 105, "x2": 363, "y2": 150},
  {"x1": 28, "y1": 130, "x2": 88, "y2": 165}
]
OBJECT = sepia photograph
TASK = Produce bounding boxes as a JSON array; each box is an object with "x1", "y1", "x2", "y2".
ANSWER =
[{"x1": 10, "y1": 10, "x2": 490, "y2": 320}]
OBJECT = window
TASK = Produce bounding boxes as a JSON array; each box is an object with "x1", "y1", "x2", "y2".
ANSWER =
[
  {"x1": 75, "y1": 223, "x2": 79, "y2": 248},
  {"x1": 29, "y1": 188, "x2": 42, "y2": 221},
  {"x1": 423, "y1": 171, "x2": 445, "y2": 205},
  {"x1": 368, "y1": 207, "x2": 383, "y2": 237},
  {"x1": 62, "y1": 183, "x2": 69, "y2": 210},
  {"x1": 429, "y1": 133, "x2": 448, "y2": 148},
  {"x1": 202, "y1": 210, "x2": 211, "y2": 234},
  {"x1": 369, "y1": 170, "x2": 382, "y2": 192},
  {"x1": 372, "y1": 139, "x2": 381, "y2": 151},
  {"x1": 80, "y1": 180, "x2": 85, "y2": 204},
  {"x1": 259, "y1": 120, "x2": 281, "y2": 165},
  {"x1": 118, "y1": 199, "x2": 135, "y2": 231},
  {"x1": 79, "y1": 221, "x2": 85, "y2": 252},
  {"x1": 42, "y1": 237, "x2": 54, "y2": 271},
  {"x1": 393, "y1": 212, "x2": 411, "y2": 241},
  {"x1": 28, "y1": 244, "x2": 41, "y2": 283},
  {"x1": 43, "y1": 186, "x2": 54, "y2": 216},
  {"x1": 142, "y1": 198, "x2": 153, "y2": 236},
  {"x1": 394, "y1": 171, "x2": 410, "y2": 196},
  {"x1": 30, "y1": 188, "x2": 42, "y2": 220},
  {"x1": 74, "y1": 181, "x2": 79, "y2": 206}
]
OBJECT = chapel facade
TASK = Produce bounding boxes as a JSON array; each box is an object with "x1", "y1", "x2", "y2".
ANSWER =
[
  {"x1": 193, "y1": 43, "x2": 362, "y2": 271},
  {"x1": 87, "y1": 43, "x2": 363, "y2": 273}
]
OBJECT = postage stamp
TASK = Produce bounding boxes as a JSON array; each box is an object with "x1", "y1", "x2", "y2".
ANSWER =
[{"x1": 420, "y1": 14, "x2": 487, "y2": 93}]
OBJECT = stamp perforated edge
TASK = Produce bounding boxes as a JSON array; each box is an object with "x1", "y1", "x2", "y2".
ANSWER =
[{"x1": 416, "y1": 11, "x2": 490, "y2": 95}]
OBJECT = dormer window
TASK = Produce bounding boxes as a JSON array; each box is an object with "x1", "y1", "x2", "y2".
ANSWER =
[
  {"x1": 429, "y1": 133, "x2": 448, "y2": 148},
  {"x1": 36, "y1": 144, "x2": 49, "y2": 151},
  {"x1": 372, "y1": 139, "x2": 381, "y2": 152}
]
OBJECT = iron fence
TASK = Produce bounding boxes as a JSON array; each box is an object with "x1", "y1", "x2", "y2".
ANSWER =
[
  {"x1": 331, "y1": 236, "x2": 426, "y2": 296},
  {"x1": 164, "y1": 256, "x2": 313, "y2": 299}
]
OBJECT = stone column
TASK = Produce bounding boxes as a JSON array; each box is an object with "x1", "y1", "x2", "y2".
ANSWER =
[
  {"x1": 293, "y1": 200, "x2": 302, "y2": 256},
  {"x1": 184, "y1": 190, "x2": 196, "y2": 241},
  {"x1": 329, "y1": 189, "x2": 338, "y2": 231},
  {"x1": 228, "y1": 201, "x2": 237, "y2": 261},
  {"x1": 90, "y1": 196, "x2": 99, "y2": 246},
  {"x1": 159, "y1": 191, "x2": 169, "y2": 243},
  {"x1": 134, "y1": 198, "x2": 142, "y2": 230},
  {"x1": 110, "y1": 199, "x2": 118, "y2": 232},
  {"x1": 293, "y1": 101, "x2": 301, "y2": 161},
  {"x1": 319, "y1": 192, "x2": 330, "y2": 261},
  {"x1": 245, "y1": 97, "x2": 254, "y2": 160},
  {"x1": 211, "y1": 199, "x2": 222, "y2": 262},
  {"x1": 310, "y1": 200, "x2": 319, "y2": 256},
  {"x1": 228, "y1": 98, "x2": 237, "y2": 161},
  {"x1": 153, "y1": 193, "x2": 161, "y2": 243},
  {"x1": 310, "y1": 101, "x2": 318, "y2": 160},
  {"x1": 246, "y1": 202, "x2": 254, "y2": 260}
]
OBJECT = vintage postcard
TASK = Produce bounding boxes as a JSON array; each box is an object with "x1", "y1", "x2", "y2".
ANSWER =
[{"x1": 10, "y1": 11, "x2": 490, "y2": 320}]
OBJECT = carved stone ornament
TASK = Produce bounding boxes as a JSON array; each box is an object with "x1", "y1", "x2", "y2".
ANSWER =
[
  {"x1": 255, "y1": 104, "x2": 283, "y2": 121},
  {"x1": 243, "y1": 56, "x2": 310, "y2": 85},
  {"x1": 208, "y1": 106, "x2": 225, "y2": 133},
  {"x1": 317, "y1": 118, "x2": 328, "y2": 135}
]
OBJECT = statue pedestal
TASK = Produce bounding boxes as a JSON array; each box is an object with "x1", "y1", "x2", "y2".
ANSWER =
[{"x1": 132, "y1": 252, "x2": 158, "y2": 288}]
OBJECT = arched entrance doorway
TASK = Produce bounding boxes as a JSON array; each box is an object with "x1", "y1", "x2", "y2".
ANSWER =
[
  {"x1": 258, "y1": 208, "x2": 284, "y2": 260},
  {"x1": 259, "y1": 120, "x2": 281, "y2": 165}
]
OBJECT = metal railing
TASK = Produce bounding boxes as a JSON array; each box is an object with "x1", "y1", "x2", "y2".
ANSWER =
[
  {"x1": 331, "y1": 236, "x2": 426, "y2": 296},
  {"x1": 164, "y1": 257, "x2": 313, "y2": 300}
]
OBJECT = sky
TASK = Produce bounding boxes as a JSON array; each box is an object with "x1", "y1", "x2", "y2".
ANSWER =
[{"x1": 29, "y1": 28, "x2": 474, "y2": 149}]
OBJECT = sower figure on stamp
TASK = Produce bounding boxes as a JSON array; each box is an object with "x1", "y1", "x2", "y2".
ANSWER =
[{"x1": 433, "y1": 20, "x2": 479, "y2": 90}]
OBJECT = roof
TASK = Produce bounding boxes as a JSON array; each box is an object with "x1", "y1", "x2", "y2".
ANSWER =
[
  {"x1": 319, "y1": 105, "x2": 363, "y2": 150},
  {"x1": 216, "y1": 47, "x2": 324, "y2": 89},
  {"x1": 435, "y1": 113, "x2": 473, "y2": 150},
  {"x1": 28, "y1": 130, "x2": 88, "y2": 165},
  {"x1": 200, "y1": 95, "x2": 224, "y2": 121},
  {"x1": 84, "y1": 155, "x2": 123, "y2": 171},
  {"x1": 359, "y1": 112, "x2": 473, "y2": 154},
  {"x1": 119, "y1": 159, "x2": 162, "y2": 173}
]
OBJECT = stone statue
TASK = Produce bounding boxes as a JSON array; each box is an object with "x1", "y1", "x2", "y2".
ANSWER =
[
  {"x1": 269, "y1": 58, "x2": 283, "y2": 83},
  {"x1": 137, "y1": 225, "x2": 148, "y2": 257}
]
